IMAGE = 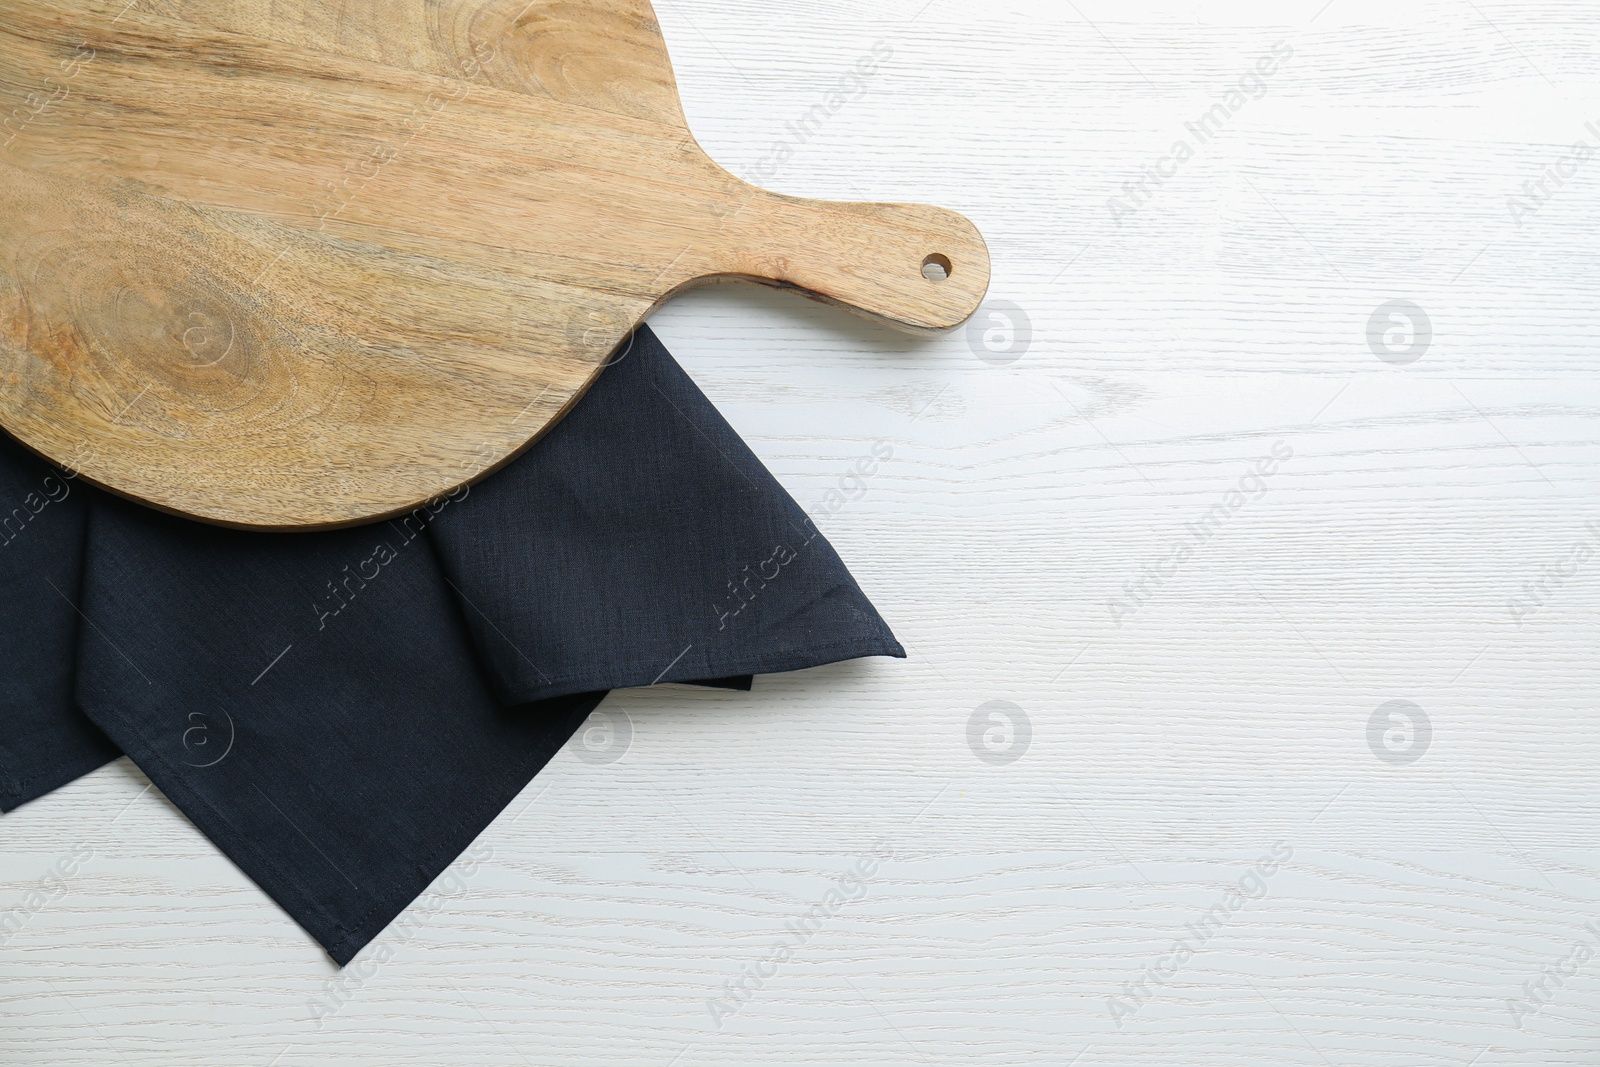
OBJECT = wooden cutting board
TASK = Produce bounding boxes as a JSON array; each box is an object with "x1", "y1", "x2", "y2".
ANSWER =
[{"x1": 0, "y1": 0, "x2": 988, "y2": 529}]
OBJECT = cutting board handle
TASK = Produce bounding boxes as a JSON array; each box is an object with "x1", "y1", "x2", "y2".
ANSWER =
[{"x1": 687, "y1": 183, "x2": 991, "y2": 335}]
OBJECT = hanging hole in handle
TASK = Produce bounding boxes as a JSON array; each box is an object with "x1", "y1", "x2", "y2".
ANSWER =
[{"x1": 921, "y1": 253, "x2": 952, "y2": 283}]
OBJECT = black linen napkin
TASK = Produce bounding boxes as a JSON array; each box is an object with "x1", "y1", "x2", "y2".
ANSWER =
[{"x1": 0, "y1": 326, "x2": 904, "y2": 965}]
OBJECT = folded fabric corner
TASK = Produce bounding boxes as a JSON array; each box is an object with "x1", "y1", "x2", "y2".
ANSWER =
[
  {"x1": 429, "y1": 324, "x2": 906, "y2": 704},
  {"x1": 0, "y1": 433, "x2": 120, "y2": 814}
]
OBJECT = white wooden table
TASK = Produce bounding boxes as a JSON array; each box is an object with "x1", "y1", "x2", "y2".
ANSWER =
[{"x1": 3, "y1": 1, "x2": 1597, "y2": 1063}]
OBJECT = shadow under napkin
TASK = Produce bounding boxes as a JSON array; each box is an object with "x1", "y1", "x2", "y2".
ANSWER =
[{"x1": 2, "y1": 325, "x2": 903, "y2": 966}]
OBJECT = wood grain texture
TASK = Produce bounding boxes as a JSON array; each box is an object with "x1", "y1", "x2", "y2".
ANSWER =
[
  {"x1": 2, "y1": 0, "x2": 1598, "y2": 1064},
  {"x1": 0, "y1": 0, "x2": 988, "y2": 528}
]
